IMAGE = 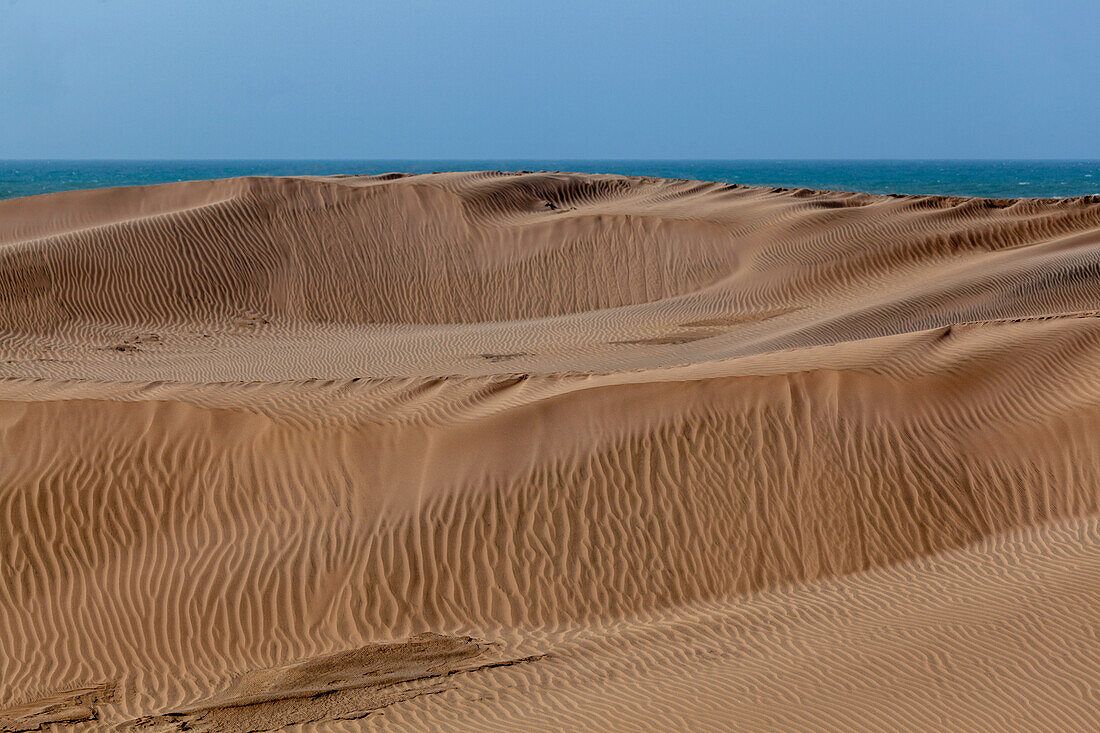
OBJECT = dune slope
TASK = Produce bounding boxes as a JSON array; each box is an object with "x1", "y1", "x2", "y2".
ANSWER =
[{"x1": 2, "y1": 172, "x2": 1100, "y2": 731}]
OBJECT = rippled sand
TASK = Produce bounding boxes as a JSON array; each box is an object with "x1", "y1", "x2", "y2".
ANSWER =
[{"x1": 2, "y1": 172, "x2": 1100, "y2": 731}]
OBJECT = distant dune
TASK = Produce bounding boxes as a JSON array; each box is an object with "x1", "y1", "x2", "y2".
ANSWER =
[{"x1": 2, "y1": 172, "x2": 1100, "y2": 731}]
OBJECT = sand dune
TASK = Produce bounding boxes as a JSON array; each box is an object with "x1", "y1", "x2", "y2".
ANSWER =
[{"x1": 1, "y1": 171, "x2": 1100, "y2": 730}]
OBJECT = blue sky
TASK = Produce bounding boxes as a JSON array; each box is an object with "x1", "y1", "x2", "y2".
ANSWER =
[{"x1": 1, "y1": 0, "x2": 1097, "y2": 159}]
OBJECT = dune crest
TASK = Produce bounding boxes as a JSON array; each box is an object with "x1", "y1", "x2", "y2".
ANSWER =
[{"x1": 2, "y1": 171, "x2": 1100, "y2": 730}]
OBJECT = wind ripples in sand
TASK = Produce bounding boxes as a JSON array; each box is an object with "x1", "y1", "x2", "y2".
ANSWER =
[{"x1": 2, "y1": 171, "x2": 1100, "y2": 730}]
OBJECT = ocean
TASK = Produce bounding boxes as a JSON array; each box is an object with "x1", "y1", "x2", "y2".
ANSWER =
[{"x1": 0, "y1": 160, "x2": 1097, "y2": 201}]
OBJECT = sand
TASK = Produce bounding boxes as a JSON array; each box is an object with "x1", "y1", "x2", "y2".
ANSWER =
[{"x1": 1, "y1": 171, "x2": 1100, "y2": 731}]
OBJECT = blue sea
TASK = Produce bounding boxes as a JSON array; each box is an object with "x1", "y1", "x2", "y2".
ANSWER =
[{"x1": 1, "y1": 160, "x2": 1097, "y2": 201}]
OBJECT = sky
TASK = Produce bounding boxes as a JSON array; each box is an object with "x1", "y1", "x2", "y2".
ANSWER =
[{"x1": 1, "y1": 0, "x2": 1097, "y2": 160}]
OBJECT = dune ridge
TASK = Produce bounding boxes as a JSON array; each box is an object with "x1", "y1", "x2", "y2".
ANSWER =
[{"x1": 2, "y1": 171, "x2": 1100, "y2": 730}]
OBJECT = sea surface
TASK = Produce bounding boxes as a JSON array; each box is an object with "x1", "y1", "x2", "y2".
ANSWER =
[{"x1": 1, "y1": 160, "x2": 1097, "y2": 201}]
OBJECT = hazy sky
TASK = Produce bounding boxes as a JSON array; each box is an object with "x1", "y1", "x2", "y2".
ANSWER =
[{"x1": 2, "y1": 0, "x2": 1097, "y2": 159}]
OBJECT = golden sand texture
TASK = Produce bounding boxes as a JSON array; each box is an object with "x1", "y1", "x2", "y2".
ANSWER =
[{"x1": 2, "y1": 171, "x2": 1100, "y2": 730}]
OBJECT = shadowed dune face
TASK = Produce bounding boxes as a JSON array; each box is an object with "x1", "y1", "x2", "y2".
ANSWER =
[
  {"x1": 3, "y1": 172, "x2": 1100, "y2": 730},
  {"x1": 0, "y1": 174, "x2": 740, "y2": 331}
]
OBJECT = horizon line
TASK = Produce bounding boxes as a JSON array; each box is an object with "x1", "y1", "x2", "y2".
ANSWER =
[{"x1": 2, "y1": 158, "x2": 1098, "y2": 164}]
